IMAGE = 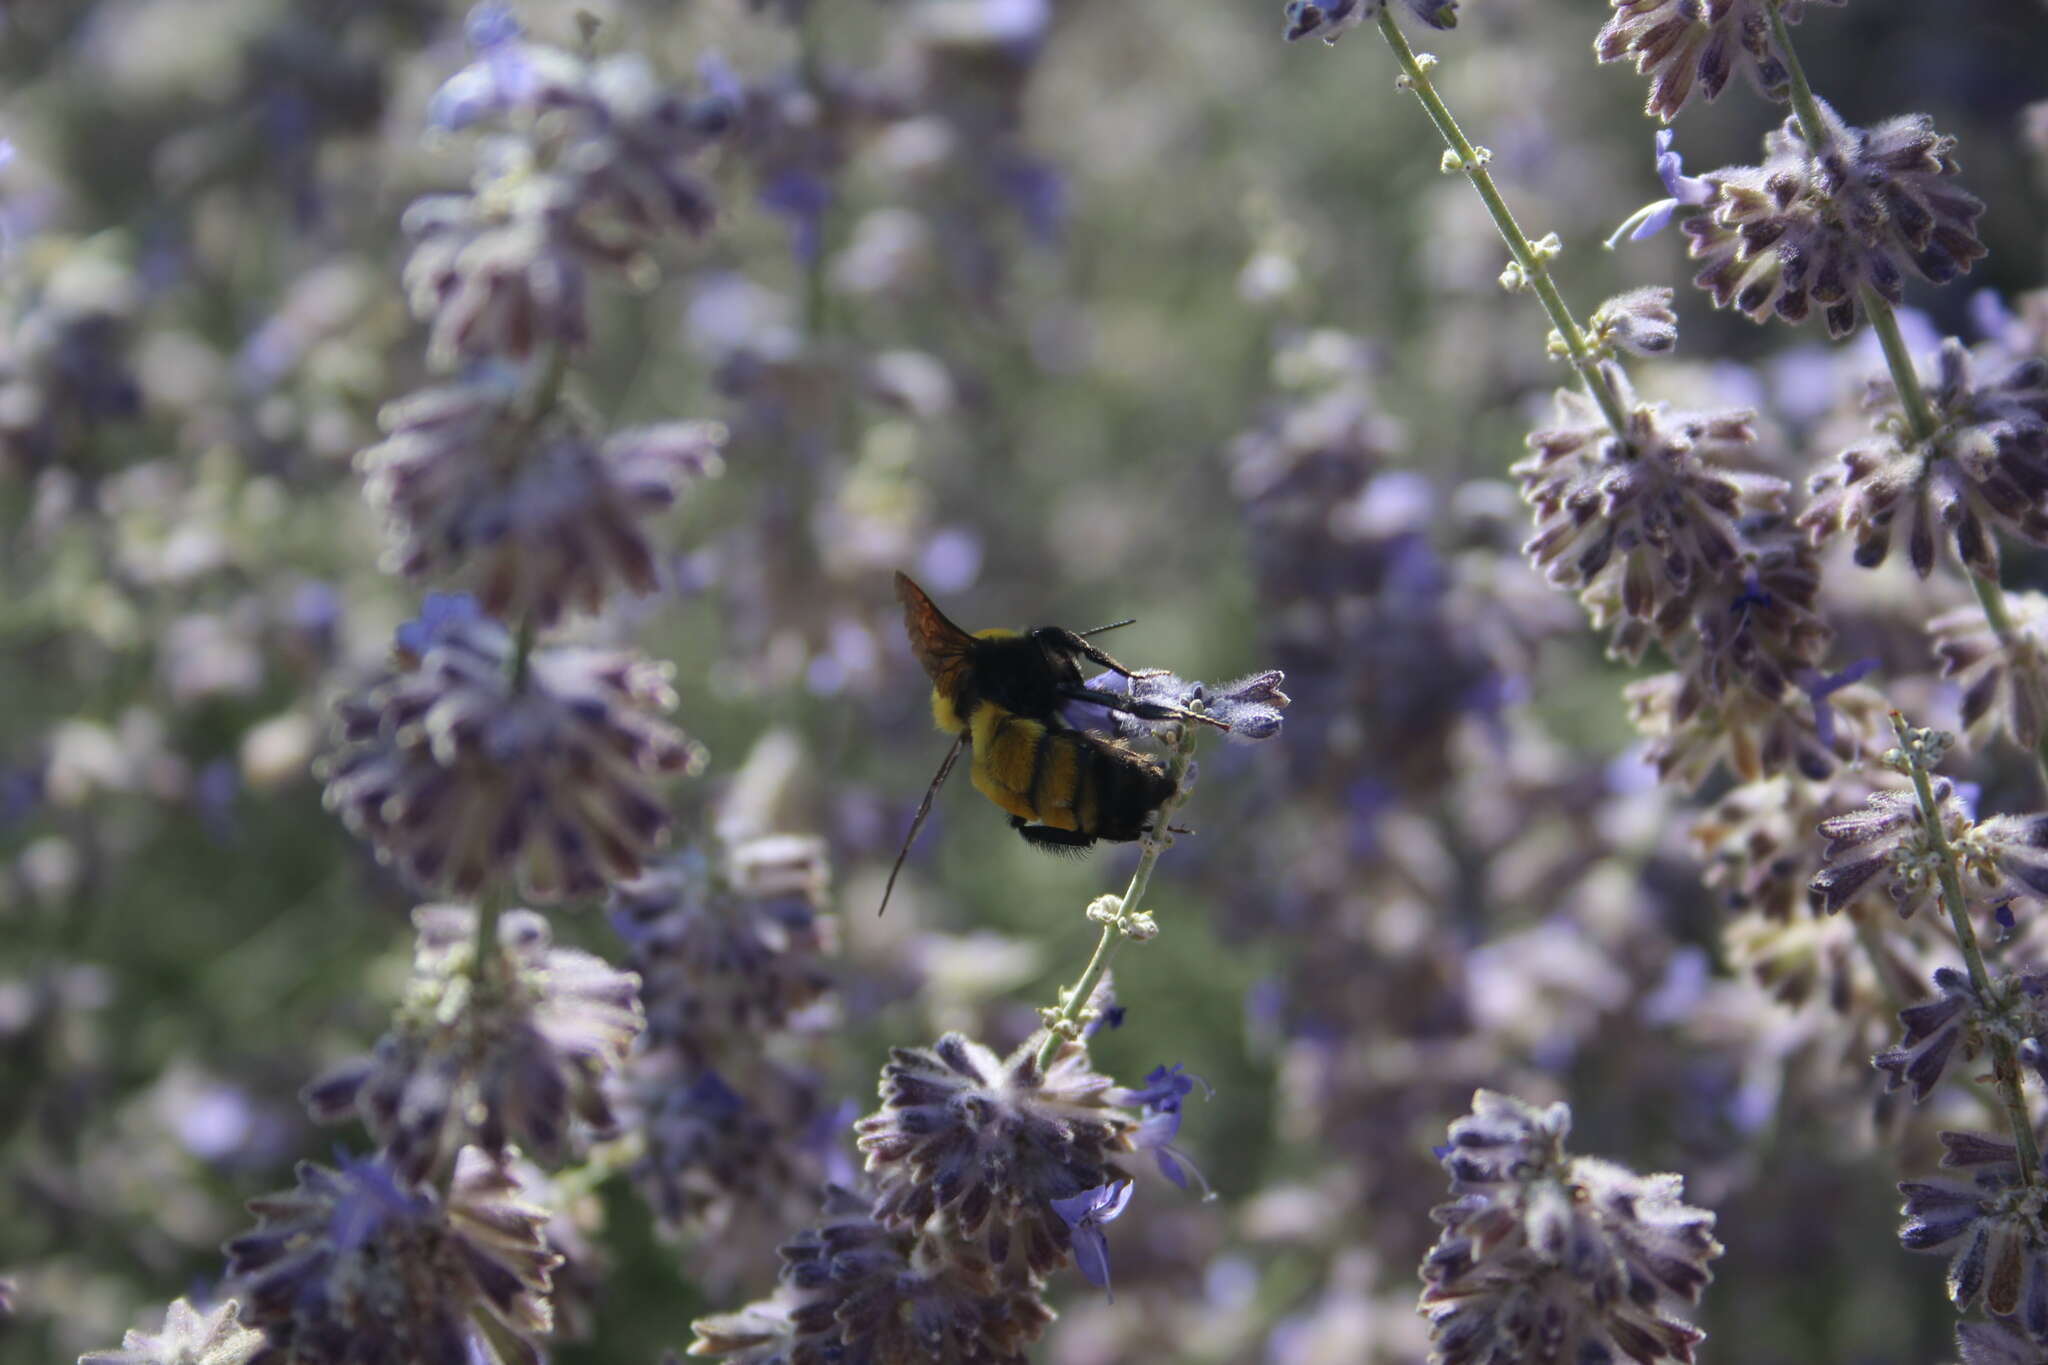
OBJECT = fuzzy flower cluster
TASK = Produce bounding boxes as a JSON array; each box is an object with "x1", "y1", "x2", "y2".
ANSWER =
[
  {"x1": 407, "y1": 5, "x2": 732, "y2": 367},
  {"x1": 1519, "y1": 368, "x2": 1874, "y2": 786},
  {"x1": 0, "y1": 235, "x2": 144, "y2": 476},
  {"x1": 358, "y1": 377, "x2": 727, "y2": 626},
  {"x1": 1418, "y1": 1091, "x2": 1722, "y2": 1365},
  {"x1": 350, "y1": 8, "x2": 736, "y2": 628},
  {"x1": 219, "y1": 1148, "x2": 559, "y2": 1365},
  {"x1": 687, "y1": 1185, "x2": 1053, "y2": 1365},
  {"x1": 691, "y1": 1033, "x2": 1193, "y2": 1359},
  {"x1": 1282, "y1": 0, "x2": 1459, "y2": 45},
  {"x1": 320, "y1": 594, "x2": 702, "y2": 902},
  {"x1": 607, "y1": 835, "x2": 844, "y2": 1268},
  {"x1": 1801, "y1": 339, "x2": 2048, "y2": 579},
  {"x1": 1932, "y1": 592, "x2": 2048, "y2": 749},
  {"x1": 1681, "y1": 100, "x2": 1984, "y2": 339},
  {"x1": 304, "y1": 904, "x2": 644, "y2": 1182},
  {"x1": 1811, "y1": 771, "x2": 2048, "y2": 919},
  {"x1": 1900, "y1": 1131, "x2": 2048, "y2": 1340},
  {"x1": 1229, "y1": 337, "x2": 1518, "y2": 794},
  {"x1": 1595, "y1": 0, "x2": 1844, "y2": 122}
]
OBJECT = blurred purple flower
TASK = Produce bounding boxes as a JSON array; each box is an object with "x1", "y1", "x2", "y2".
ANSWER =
[
  {"x1": 1116, "y1": 1063, "x2": 1214, "y2": 1196},
  {"x1": 997, "y1": 157, "x2": 1065, "y2": 245},
  {"x1": 758, "y1": 170, "x2": 832, "y2": 266},
  {"x1": 1797, "y1": 657, "x2": 1880, "y2": 749}
]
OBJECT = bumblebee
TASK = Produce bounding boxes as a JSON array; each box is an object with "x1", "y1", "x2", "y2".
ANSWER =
[{"x1": 879, "y1": 572, "x2": 1224, "y2": 913}]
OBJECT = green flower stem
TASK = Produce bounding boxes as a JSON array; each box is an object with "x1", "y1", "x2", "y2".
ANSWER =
[
  {"x1": 1896, "y1": 714, "x2": 2042, "y2": 1184},
  {"x1": 518, "y1": 340, "x2": 572, "y2": 427},
  {"x1": 471, "y1": 886, "x2": 508, "y2": 990},
  {"x1": 510, "y1": 611, "x2": 537, "y2": 692},
  {"x1": 1033, "y1": 735, "x2": 1198, "y2": 1073},
  {"x1": 1861, "y1": 290, "x2": 1939, "y2": 447},
  {"x1": 1764, "y1": 1, "x2": 1827, "y2": 163},
  {"x1": 1374, "y1": 11, "x2": 1632, "y2": 442}
]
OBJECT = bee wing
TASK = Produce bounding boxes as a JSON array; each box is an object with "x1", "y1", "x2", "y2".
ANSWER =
[{"x1": 895, "y1": 571, "x2": 978, "y2": 689}]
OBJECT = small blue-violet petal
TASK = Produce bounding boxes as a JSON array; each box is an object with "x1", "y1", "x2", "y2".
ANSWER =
[{"x1": 1051, "y1": 1179, "x2": 1135, "y2": 1298}]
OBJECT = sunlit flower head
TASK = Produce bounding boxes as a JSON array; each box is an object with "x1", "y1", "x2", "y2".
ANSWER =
[{"x1": 1684, "y1": 102, "x2": 1984, "y2": 338}]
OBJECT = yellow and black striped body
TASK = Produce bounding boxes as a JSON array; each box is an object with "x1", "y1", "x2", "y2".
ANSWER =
[
  {"x1": 956, "y1": 668, "x2": 1172, "y2": 844},
  {"x1": 899, "y1": 579, "x2": 1174, "y2": 851}
]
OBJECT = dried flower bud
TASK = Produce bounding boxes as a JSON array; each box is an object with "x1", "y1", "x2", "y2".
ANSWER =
[
  {"x1": 304, "y1": 905, "x2": 643, "y2": 1182},
  {"x1": 1626, "y1": 662, "x2": 1877, "y2": 788},
  {"x1": 1684, "y1": 101, "x2": 1985, "y2": 338},
  {"x1": 408, "y1": 30, "x2": 727, "y2": 368},
  {"x1": 1956, "y1": 1319, "x2": 2048, "y2": 1365},
  {"x1": 320, "y1": 595, "x2": 703, "y2": 903},
  {"x1": 1589, "y1": 285, "x2": 1680, "y2": 357}
]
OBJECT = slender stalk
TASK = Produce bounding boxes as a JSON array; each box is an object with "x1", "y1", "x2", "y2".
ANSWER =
[
  {"x1": 1764, "y1": 1, "x2": 1827, "y2": 159},
  {"x1": 1862, "y1": 290, "x2": 1940, "y2": 446},
  {"x1": 471, "y1": 885, "x2": 507, "y2": 991},
  {"x1": 1895, "y1": 714, "x2": 2041, "y2": 1183},
  {"x1": 1375, "y1": 11, "x2": 1632, "y2": 442},
  {"x1": 510, "y1": 612, "x2": 537, "y2": 693},
  {"x1": 1034, "y1": 736, "x2": 1197, "y2": 1072}
]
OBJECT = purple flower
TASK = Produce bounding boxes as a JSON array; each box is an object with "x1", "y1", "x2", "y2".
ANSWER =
[
  {"x1": 1050, "y1": 1179, "x2": 1135, "y2": 1298},
  {"x1": 1617, "y1": 130, "x2": 1714, "y2": 243},
  {"x1": 465, "y1": 2, "x2": 521, "y2": 49},
  {"x1": 1796, "y1": 657, "x2": 1880, "y2": 750},
  {"x1": 1116, "y1": 1063, "x2": 1214, "y2": 1195},
  {"x1": 757, "y1": 170, "x2": 832, "y2": 266}
]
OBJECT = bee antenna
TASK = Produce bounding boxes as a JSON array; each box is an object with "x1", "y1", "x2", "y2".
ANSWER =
[
  {"x1": 1078, "y1": 617, "x2": 1137, "y2": 638},
  {"x1": 877, "y1": 735, "x2": 966, "y2": 916}
]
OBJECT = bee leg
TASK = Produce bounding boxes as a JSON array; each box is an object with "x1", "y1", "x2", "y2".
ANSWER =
[
  {"x1": 1010, "y1": 816, "x2": 1098, "y2": 857},
  {"x1": 1057, "y1": 686, "x2": 1233, "y2": 732},
  {"x1": 1039, "y1": 627, "x2": 1147, "y2": 681}
]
